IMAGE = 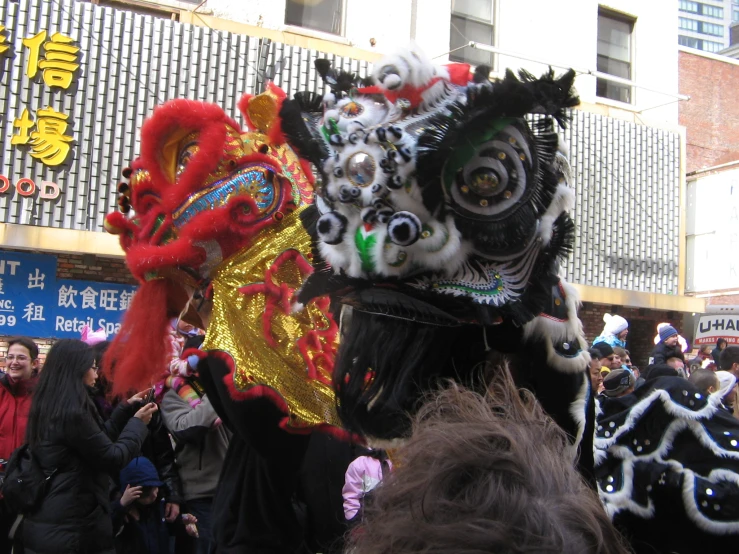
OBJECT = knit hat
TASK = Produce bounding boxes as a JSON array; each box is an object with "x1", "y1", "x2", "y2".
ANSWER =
[
  {"x1": 603, "y1": 369, "x2": 635, "y2": 397},
  {"x1": 659, "y1": 325, "x2": 678, "y2": 343},
  {"x1": 120, "y1": 457, "x2": 163, "y2": 490},
  {"x1": 602, "y1": 313, "x2": 628, "y2": 336},
  {"x1": 593, "y1": 342, "x2": 614, "y2": 358}
]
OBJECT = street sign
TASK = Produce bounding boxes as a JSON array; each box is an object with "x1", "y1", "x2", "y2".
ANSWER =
[
  {"x1": 694, "y1": 315, "x2": 739, "y2": 346},
  {"x1": 0, "y1": 251, "x2": 57, "y2": 337},
  {"x1": 0, "y1": 250, "x2": 135, "y2": 339}
]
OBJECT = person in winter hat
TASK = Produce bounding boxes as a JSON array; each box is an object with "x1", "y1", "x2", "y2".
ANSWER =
[
  {"x1": 113, "y1": 456, "x2": 198, "y2": 554},
  {"x1": 601, "y1": 369, "x2": 635, "y2": 399},
  {"x1": 652, "y1": 322, "x2": 689, "y2": 353},
  {"x1": 593, "y1": 314, "x2": 629, "y2": 349},
  {"x1": 649, "y1": 324, "x2": 685, "y2": 366},
  {"x1": 713, "y1": 338, "x2": 728, "y2": 368}
]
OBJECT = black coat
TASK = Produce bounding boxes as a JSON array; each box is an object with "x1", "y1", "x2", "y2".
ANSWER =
[
  {"x1": 23, "y1": 400, "x2": 148, "y2": 554},
  {"x1": 649, "y1": 341, "x2": 684, "y2": 366},
  {"x1": 139, "y1": 411, "x2": 184, "y2": 505}
]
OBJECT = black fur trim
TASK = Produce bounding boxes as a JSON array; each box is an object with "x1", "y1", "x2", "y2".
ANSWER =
[
  {"x1": 292, "y1": 91, "x2": 323, "y2": 113},
  {"x1": 278, "y1": 99, "x2": 329, "y2": 171}
]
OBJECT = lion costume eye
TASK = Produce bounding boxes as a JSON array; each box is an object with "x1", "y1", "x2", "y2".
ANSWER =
[
  {"x1": 176, "y1": 140, "x2": 200, "y2": 179},
  {"x1": 448, "y1": 123, "x2": 535, "y2": 219}
]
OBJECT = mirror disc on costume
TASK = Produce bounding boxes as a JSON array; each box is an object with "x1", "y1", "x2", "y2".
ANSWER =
[{"x1": 346, "y1": 152, "x2": 376, "y2": 187}]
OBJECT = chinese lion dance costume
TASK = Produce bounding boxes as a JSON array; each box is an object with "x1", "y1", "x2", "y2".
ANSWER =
[
  {"x1": 104, "y1": 85, "x2": 355, "y2": 552},
  {"x1": 104, "y1": 44, "x2": 739, "y2": 554},
  {"x1": 279, "y1": 45, "x2": 593, "y2": 462}
]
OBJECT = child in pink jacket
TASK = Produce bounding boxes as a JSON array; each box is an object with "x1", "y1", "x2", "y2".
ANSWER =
[{"x1": 342, "y1": 450, "x2": 392, "y2": 522}]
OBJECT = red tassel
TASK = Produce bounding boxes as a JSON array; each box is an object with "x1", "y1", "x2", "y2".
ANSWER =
[{"x1": 105, "y1": 279, "x2": 174, "y2": 396}]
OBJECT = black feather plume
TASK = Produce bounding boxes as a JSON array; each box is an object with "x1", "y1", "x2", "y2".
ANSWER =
[
  {"x1": 293, "y1": 91, "x2": 323, "y2": 113},
  {"x1": 278, "y1": 99, "x2": 329, "y2": 169}
]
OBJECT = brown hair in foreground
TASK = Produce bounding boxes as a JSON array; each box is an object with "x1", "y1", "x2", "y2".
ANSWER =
[{"x1": 349, "y1": 368, "x2": 630, "y2": 554}]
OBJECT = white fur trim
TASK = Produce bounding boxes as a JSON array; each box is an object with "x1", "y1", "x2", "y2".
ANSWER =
[
  {"x1": 566, "y1": 374, "x2": 589, "y2": 461},
  {"x1": 538, "y1": 185, "x2": 575, "y2": 246}
]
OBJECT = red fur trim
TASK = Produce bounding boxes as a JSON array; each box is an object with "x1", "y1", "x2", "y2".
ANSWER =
[
  {"x1": 104, "y1": 211, "x2": 136, "y2": 235},
  {"x1": 266, "y1": 82, "x2": 287, "y2": 101},
  {"x1": 139, "y1": 99, "x2": 242, "y2": 211},
  {"x1": 106, "y1": 279, "x2": 175, "y2": 396}
]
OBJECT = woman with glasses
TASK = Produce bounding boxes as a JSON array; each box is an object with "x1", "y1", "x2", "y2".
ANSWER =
[{"x1": 22, "y1": 339, "x2": 157, "y2": 554}]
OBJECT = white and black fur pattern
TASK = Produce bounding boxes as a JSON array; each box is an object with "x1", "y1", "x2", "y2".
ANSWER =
[{"x1": 595, "y1": 376, "x2": 739, "y2": 551}]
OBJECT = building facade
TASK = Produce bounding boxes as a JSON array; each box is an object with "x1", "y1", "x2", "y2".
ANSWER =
[
  {"x1": 679, "y1": 48, "x2": 739, "y2": 319},
  {"x1": 678, "y1": 0, "x2": 739, "y2": 53},
  {"x1": 0, "y1": 0, "x2": 704, "y2": 366}
]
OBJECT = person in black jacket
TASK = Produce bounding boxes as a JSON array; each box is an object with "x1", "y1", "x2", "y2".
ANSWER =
[
  {"x1": 22, "y1": 339, "x2": 157, "y2": 554},
  {"x1": 91, "y1": 340, "x2": 184, "y2": 520},
  {"x1": 648, "y1": 325, "x2": 684, "y2": 366}
]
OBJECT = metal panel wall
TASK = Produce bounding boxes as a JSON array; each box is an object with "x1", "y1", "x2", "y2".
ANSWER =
[
  {"x1": 562, "y1": 111, "x2": 680, "y2": 294},
  {"x1": 0, "y1": 0, "x2": 678, "y2": 294},
  {"x1": 0, "y1": 0, "x2": 369, "y2": 231}
]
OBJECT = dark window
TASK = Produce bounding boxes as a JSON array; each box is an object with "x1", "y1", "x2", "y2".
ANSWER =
[
  {"x1": 449, "y1": 0, "x2": 494, "y2": 67},
  {"x1": 596, "y1": 10, "x2": 634, "y2": 104},
  {"x1": 285, "y1": 0, "x2": 343, "y2": 35}
]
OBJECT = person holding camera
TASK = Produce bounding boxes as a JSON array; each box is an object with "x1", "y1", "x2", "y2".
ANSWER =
[{"x1": 21, "y1": 339, "x2": 155, "y2": 554}]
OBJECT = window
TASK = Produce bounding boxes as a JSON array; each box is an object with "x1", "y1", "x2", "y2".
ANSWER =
[
  {"x1": 596, "y1": 10, "x2": 633, "y2": 104},
  {"x1": 285, "y1": 0, "x2": 343, "y2": 35},
  {"x1": 449, "y1": 0, "x2": 495, "y2": 67},
  {"x1": 679, "y1": 1, "x2": 724, "y2": 18},
  {"x1": 703, "y1": 39, "x2": 724, "y2": 52},
  {"x1": 733, "y1": 9, "x2": 739, "y2": 21},
  {"x1": 678, "y1": 35, "x2": 724, "y2": 51},
  {"x1": 701, "y1": 4, "x2": 723, "y2": 18},
  {"x1": 679, "y1": 17, "x2": 699, "y2": 31},
  {"x1": 700, "y1": 22, "x2": 724, "y2": 36}
]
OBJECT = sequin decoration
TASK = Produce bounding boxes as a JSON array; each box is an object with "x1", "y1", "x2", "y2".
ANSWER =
[
  {"x1": 202, "y1": 206, "x2": 341, "y2": 431},
  {"x1": 172, "y1": 165, "x2": 280, "y2": 228}
]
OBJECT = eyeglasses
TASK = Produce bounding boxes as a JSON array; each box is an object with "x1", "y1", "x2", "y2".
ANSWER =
[
  {"x1": 91, "y1": 364, "x2": 100, "y2": 373},
  {"x1": 605, "y1": 356, "x2": 615, "y2": 361},
  {"x1": 3, "y1": 355, "x2": 30, "y2": 363}
]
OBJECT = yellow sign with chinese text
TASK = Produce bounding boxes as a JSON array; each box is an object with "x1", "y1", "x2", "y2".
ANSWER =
[
  {"x1": 22, "y1": 30, "x2": 80, "y2": 89},
  {"x1": 12, "y1": 107, "x2": 73, "y2": 167}
]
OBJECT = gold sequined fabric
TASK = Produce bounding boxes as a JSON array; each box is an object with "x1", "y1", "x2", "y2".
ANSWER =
[{"x1": 203, "y1": 206, "x2": 340, "y2": 431}]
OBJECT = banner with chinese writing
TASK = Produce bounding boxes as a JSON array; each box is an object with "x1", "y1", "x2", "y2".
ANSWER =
[
  {"x1": 53, "y1": 280, "x2": 135, "y2": 338},
  {"x1": 0, "y1": 251, "x2": 57, "y2": 337},
  {"x1": 0, "y1": 250, "x2": 135, "y2": 339}
]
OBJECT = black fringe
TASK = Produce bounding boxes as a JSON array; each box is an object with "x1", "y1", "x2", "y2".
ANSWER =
[
  {"x1": 292, "y1": 91, "x2": 323, "y2": 113},
  {"x1": 278, "y1": 99, "x2": 329, "y2": 170}
]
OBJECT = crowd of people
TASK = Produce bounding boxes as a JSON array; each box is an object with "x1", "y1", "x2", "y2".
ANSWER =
[
  {"x1": 0, "y1": 324, "x2": 229, "y2": 554},
  {"x1": 587, "y1": 314, "x2": 737, "y2": 411},
  {"x1": 0, "y1": 310, "x2": 734, "y2": 553}
]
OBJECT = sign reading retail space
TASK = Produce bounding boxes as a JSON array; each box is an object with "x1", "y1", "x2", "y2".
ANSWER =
[
  {"x1": 0, "y1": 251, "x2": 135, "y2": 339},
  {"x1": 694, "y1": 315, "x2": 739, "y2": 346}
]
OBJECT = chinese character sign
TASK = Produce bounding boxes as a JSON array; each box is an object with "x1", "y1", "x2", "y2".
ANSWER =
[
  {"x1": 53, "y1": 280, "x2": 136, "y2": 339},
  {"x1": 0, "y1": 251, "x2": 57, "y2": 337},
  {"x1": 11, "y1": 107, "x2": 73, "y2": 166},
  {"x1": 5, "y1": 28, "x2": 81, "y2": 168},
  {"x1": 0, "y1": 251, "x2": 136, "y2": 339},
  {"x1": 22, "y1": 31, "x2": 80, "y2": 89}
]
